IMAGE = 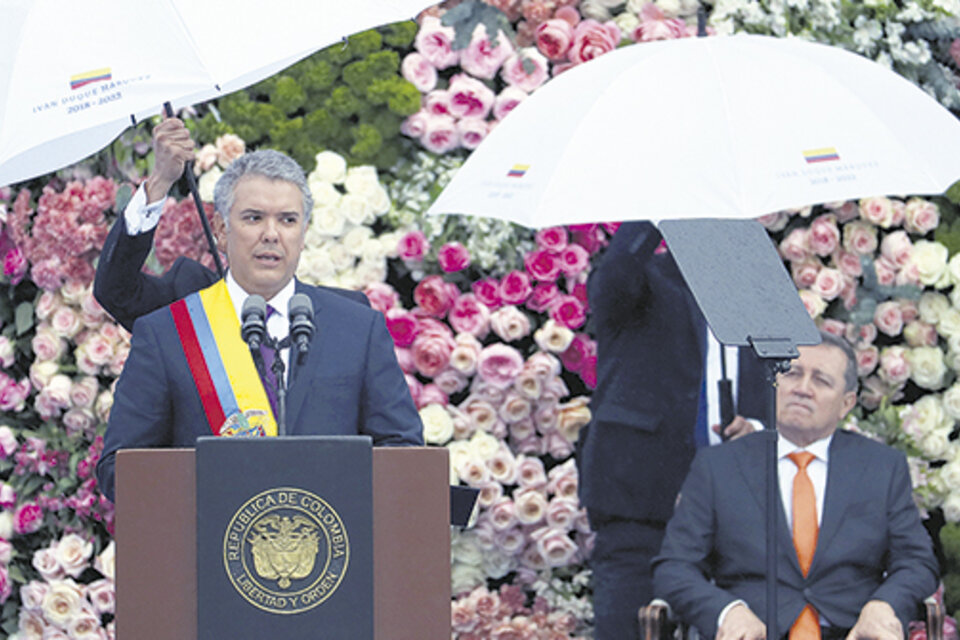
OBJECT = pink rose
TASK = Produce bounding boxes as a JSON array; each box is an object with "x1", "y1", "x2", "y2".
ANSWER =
[
  {"x1": 791, "y1": 259, "x2": 820, "y2": 289},
  {"x1": 632, "y1": 8, "x2": 687, "y2": 43},
  {"x1": 859, "y1": 196, "x2": 895, "y2": 228},
  {"x1": 460, "y1": 25, "x2": 514, "y2": 80},
  {"x1": 904, "y1": 198, "x2": 939, "y2": 235},
  {"x1": 63, "y1": 408, "x2": 94, "y2": 437},
  {"x1": 87, "y1": 578, "x2": 115, "y2": 615},
  {"x1": 385, "y1": 308, "x2": 419, "y2": 348},
  {"x1": 879, "y1": 346, "x2": 911, "y2": 385},
  {"x1": 415, "y1": 16, "x2": 460, "y2": 69},
  {"x1": 779, "y1": 228, "x2": 810, "y2": 261},
  {"x1": 545, "y1": 496, "x2": 580, "y2": 531},
  {"x1": 433, "y1": 367, "x2": 467, "y2": 396},
  {"x1": 549, "y1": 294, "x2": 587, "y2": 329},
  {"x1": 3, "y1": 248, "x2": 27, "y2": 285},
  {"x1": 50, "y1": 307, "x2": 81, "y2": 338},
  {"x1": 874, "y1": 301, "x2": 904, "y2": 337},
  {"x1": 833, "y1": 250, "x2": 863, "y2": 278},
  {"x1": 0, "y1": 378, "x2": 29, "y2": 412},
  {"x1": 510, "y1": 417, "x2": 536, "y2": 442},
  {"x1": 560, "y1": 332, "x2": 594, "y2": 372},
  {"x1": 535, "y1": 227, "x2": 568, "y2": 252},
  {"x1": 14, "y1": 502, "x2": 44, "y2": 535},
  {"x1": 535, "y1": 527, "x2": 579, "y2": 567},
  {"x1": 845, "y1": 322, "x2": 878, "y2": 346},
  {"x1": 411, "y1": 320, "x2": 456, "y2": 377},
  {"x1": 490, "y1": 306, "x2": 532, "y2": 342},
  {"x1": 404, "y1": 374, "x2": 422, "y2": 405},
  {"x1": 493, "y1": 86, "x2": 527, "y2": 121},
  {"x1": 808, "y1": 215, "x2": 840, "y2": 256},
  {"x1": 414, "y1": 275, "x2": 455, "y2": 318},
  {"x1": 419, "y1": 113, "x2": 459, "y2": 154},
  {"x1": 0, "y1": 426, "x2": 16, "y2": 457},
  {"x1": 401, "y1": 52, "x2": 437, "y2": 92},
  {"x1": 400, "y1": 111, "x2": 428, "y2": 138},
  {"x1": 874, "y1": 256, "x2": 897, "y2": 287},
  {"x1": 194, "y1": 143, "x2": 218, "y2": 172},
  {"x1": 499, "y1": 390, "x2": 533, "y2": 424},
  {"x1": 843, "y1": 221, "x2": 879, "y2": 255},
  {"x1": 472, "y1": 277, "x2": 502, "y2": 308},
  {"x1": 423, "y1": 90, "x2": 453, "y2": 116},
  {"x1": 517, "y1": 456, "x2": 548, "y2": 489},
  {"x1": 855, "y1": 345, "x2": 879, "y2": 377},
  {"x1": 363, "y1": 282, "x2": 399, "y2": 314},
  {"x1": 489, "y1": 497, "x2": 518, "y2": 530},
  {"x1": 527, "y1": 282, "x2": 560, "y2": 313},
  {"x1": 880, "y1": 231, "x2": 912, "y2": 268},
  {"x1": 500, "y1": 48, "x2": 549, "y2": 92},
  {"x1": 536, "y1": 19, "x2": 575, "y2": 60},
  {"x1": 525, "y1": 249, "x2": 561, "y2": 282},
  {"x1": 437, "y1": 242, "x2": 471, "y2": 273},
  {"x1": 477, "y1": 344, "x2": 525, "y2": 388},
  {"x1": 499, "y1": 270, "x2": 532, "y2": 305},
  {"x1": 456, "y1": 118, "x2": 490, "y2": 150},
  {"x1": 559, "y1": 244, "x2": 590, "y2": 276},
  {"x1": 903, "y1": 321, "x2": 938, "y2": 347},
  {"x1": 398, "y1": 230, "x2": 430, "y2": 261},
  {"x1": 0, "y1": 483, "x2": 15, "y2": 508},
  {"x1": 418, "y1": 383, "x2": 448, "y2": 408},
  {"x1": 756, "y1": 212, "x2": 789, "y2": 232},
  {"x1": 449, "y1": 294, "x2": 491, "y2": 338},
  {"x1": 448, "y1": 74, "x2": 496, "y2": 119},
  {"x1": 31, "y1": 547, "x2": 62, "y2": 582},
  {"x1": 811, "y1": 267, "x2": 843, "y2": 301},
  {"x1": 31, "y1": 328, "x2": 65, "y2": 362},
  {"x1": 568, "y1": 20, "x2": 621, "y2": 65}
]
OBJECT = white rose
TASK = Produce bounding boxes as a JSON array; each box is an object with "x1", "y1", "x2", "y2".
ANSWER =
[
  {"x1": 451, "y1": 563, "x2": 485, "y2": 596},
  {"x1": 469, "y1": 430, "x2": 501, "y2": 460},
  {"x1": 342, "y1": 226, "x2": 373, "y2": 257},
  {"x1": 908, "y1": 240, "x2": 949, "y2": 287},
  {"x1": 613, "y1": 11, "x2": 640, "y2": 35},
  {"x1": 378, "y1": 231, "x2": 402, "y2": 259},
  {"x1": 327, "y1": 243, "x2": 354, "y2": 272},
  {"x1": 310, "y1": 204, "x2": 346, "y2": 238},
  {"x1": 533, "y1": 319, "x2": 574, "y2": 353},
  {"x1": 340, "y1": 193, "x2": 374, "y2": 226},
  {"x1": 354, "y1": 260, "x2": 387, "y2": 288},
  {"x1": 481, "y1": 549, "x2": 515, "y2": 579},
  {"x1": 297, "y1": 249, "x2": 336, "y2": 285},
  {"x1": 908, "y1": 346, "x2": 947, "y2": 390},
  {"x1": 312, "y1": 151, "x2": 347, "y2": 184},
  {"x1": 451, "y1": 530, "x2": 484, "y2": 566},
  {"x1": 940, "y1": 457, "x2": 960, "y2": 490},
  {"x1": 197, "y1": 166, "x2": 222, "y2": 203},
  {"x1": 55, "y1": 534, "x2": 93, "y2": 578},
  {"x1": 344, "y1": 165, "x2": 380, "y2": 197},
  {"x1": 908, "y1": 395, "x2": 951, "y2": 435},
  {"x1": 939, "y1": 308, "x2": 960, "y2": 339},
  {"x1": 943, "y1": 384, "x2": 960, "y2": 420},
  {"x1": 41, "y1": 579, "x2": 84, "y2": 628},
  {"x1": 0, "y1": 511, "x2": 12, "y2": 540},
  {"x1": 365, "y1": 184, "x2": 391, "y2": 215},
  {"x1": 919, "y1": 291, "x2": 952, "y2": 324},
  {"x1": 922, "y1": 429, "x2": 952, "y2": 459},
  {"x1": 360, "y1": 238, "x2": 386, "y2": 264},
  {"x1": 420, "y1": 404, "x2": 454, "y2": 445},
  {"x1": 95, "y1": 541, "x2": 115, "y2": 581},
  {"x1": 656, "y1": 0, "x2": 683, "y2": 17},
  {"x1": 943, "y1": 491, "x2": 960, "y2": 523},
  {"x1": 309, "y1": 181, "x2": 342, "y2": 208}
]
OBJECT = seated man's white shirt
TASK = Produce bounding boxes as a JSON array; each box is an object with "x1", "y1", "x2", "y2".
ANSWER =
[{"x1": 705, "y1": 333, "x2": 763, "y2": 445}]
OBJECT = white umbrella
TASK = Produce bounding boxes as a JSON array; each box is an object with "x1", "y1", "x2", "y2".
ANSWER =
[
  {"x1": 0, "y1": 0, "x2": 430, "y2": 186},
  {"x1": 427, "y1": 34, "x2": 960, "y2": 227}
]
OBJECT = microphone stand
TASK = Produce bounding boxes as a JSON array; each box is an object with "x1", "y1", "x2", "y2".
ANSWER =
[{"x1": 269, "y1": 337, "x2": 290, "y2": 437}]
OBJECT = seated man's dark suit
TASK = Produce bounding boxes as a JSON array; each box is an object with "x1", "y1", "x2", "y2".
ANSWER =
[
  {"x1": 653, "y1": 429, "x2": 939, "y2": 637},
  {"x1": 577, "y1": 221, "x2": 767, "y2": 638},
  {"x1": 94, "y1": 218, "x2": 423, "y2": 501}
]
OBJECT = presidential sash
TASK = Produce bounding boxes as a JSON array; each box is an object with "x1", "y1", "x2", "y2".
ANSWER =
[{"x1": 169, "y1": 280, "x2": 277, "y2": 437}]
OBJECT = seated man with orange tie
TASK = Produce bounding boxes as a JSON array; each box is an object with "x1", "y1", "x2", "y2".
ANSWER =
[
  {"x1": 94, "y1": 146, "x2": 423, "y2": 501},
  {"x1": 653, "y1": 332, "x2": 938, "y2": 640}
]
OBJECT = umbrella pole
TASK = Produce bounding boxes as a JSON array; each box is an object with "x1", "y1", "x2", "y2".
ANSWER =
[{"x1": 162, "y1": 102, "x2": 225, "y2": 278}]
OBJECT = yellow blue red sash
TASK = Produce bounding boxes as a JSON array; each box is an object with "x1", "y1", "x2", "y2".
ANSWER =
[{"x1": 169, "y1": 280, "x2": 277, "y2": 437}]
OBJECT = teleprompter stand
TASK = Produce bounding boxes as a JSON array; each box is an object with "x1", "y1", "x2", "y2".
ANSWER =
[{"x1": 660, "y1": 218, "x2": 821, "y2": 640}]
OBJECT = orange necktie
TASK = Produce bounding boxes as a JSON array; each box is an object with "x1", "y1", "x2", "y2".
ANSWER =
[{"x1": 788, "y1": 451, "x2": 820, "y2": 640}]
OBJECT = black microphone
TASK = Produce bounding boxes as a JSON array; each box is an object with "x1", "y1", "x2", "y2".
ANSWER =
[
  {"x1": 240, "y1": 295, "x2": 267, "y2": 350},
  {"x1": 288, "y1": 294, "x2": 315, "y2": 358}
]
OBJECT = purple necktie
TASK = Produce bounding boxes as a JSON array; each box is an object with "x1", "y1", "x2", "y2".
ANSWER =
[{"x1": 258, "y1": 305, "x2": 279, "y2": 420}]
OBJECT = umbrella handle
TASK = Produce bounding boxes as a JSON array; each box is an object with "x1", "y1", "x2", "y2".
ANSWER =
[{"x1": 163, "y1": 102, "x2": 225, "y2": 278}]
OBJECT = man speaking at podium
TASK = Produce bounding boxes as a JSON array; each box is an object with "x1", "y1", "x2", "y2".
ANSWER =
[{"x1": 94, "y1": 120, "x2": 423, "y2": 501}]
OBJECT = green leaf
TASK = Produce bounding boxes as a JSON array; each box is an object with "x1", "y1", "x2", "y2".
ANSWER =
[
  {"x1": 114, "y1": 183, "x2": 134, "y2": 213},
  {"x1": 7, "y1": 564, "x2": 25, "y2": 584},
  {"x1": 14, "y1": 301, "x2": 33, "y2": 336}
]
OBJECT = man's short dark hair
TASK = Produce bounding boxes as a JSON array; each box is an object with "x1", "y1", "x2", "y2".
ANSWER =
[
  {"x1": 213, "y1": 149, "x2": 314, "y2": 227},
  {"x1": 817, "y1": 329, "x2": 858, "y2": 392}
]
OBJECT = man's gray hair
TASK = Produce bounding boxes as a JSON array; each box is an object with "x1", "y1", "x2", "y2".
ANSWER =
[
  {"x1": 816, "y1": 329, "x2": 858, "y2": 392},
  {"x1": 213, "y1": 149, "x2": 314, "y2": 226}
]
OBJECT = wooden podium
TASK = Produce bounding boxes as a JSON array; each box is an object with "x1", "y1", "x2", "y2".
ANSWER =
[{"x1": 115, "y1": 446, "x2": 450, "y2": 639}]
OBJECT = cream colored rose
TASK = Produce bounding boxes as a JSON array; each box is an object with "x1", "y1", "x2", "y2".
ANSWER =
[
  {"x1": 215, "y1": 134, "x2": 245, "y2": 167},
  {"x1": 365, "y1": 184, "x2": 391, "y2": 215},
  {"x1": 514, "y1": 488, "x2": 548, "y2": 525},
  {"x1": 0, "y1": 511, "x2": 12, "y2": 540},
  {"x1": 533, "y1": 319, "x2": 574, "y2": 353},
  {"x1": 95, "y1": 541, "x2": 115, "y2": 581},
  {"x1": 17, "y1": 609, "x2": 46, "y2": 638},
  {"x1": 558, "y1": 397, "x2": 592, "y2": 442},
  {"x1": 907, "y1": 395, "x2": 951, "y2": 436},
  {"x1": 55, "y1": 534, "x2": 93, "y2": 578},
  {"x1": 613, "y1": 11, "x2": 640, "y2": 34},
  {"x1": 908, "y1": 346, "x2": 947, "y2": 390},
  {"x1": 943, "y1": 491, "x2": 960, "y2": 523},
  {"x1": 940, "y1": 456, "x2": 960, "y2": 489},
  {"x1": 342, "y1": 226, "x2": 373, "y2": 257},
  {"x1": 41, "y1": 579, "x2": 84, "y2": 628},
  {"x1": 456, "y1": 456, "x2": 491, "y2": 486},
  {"x1": 447, "y1": 441, "x2": 472, "y2": 484},
  {"x1": 656, "y1": 0, "x2": 683, "y2": 17},
  {"x1": 344, "y1": 165, "x2": 380, "y2": 197},
  {"x1": 194, "y1": 143, "x2": 219, "y2": 173},
  {"x1": 328, "y1": 243, "x2": 354, "y2": 272},
  {"x1": 312, "y1": 151, "x2": 347, "y2": 184},
  {"x1": 469, "y1": 429, "x2": 500, "y2": 460},
  {"x1": 420, "y1": 403, "x2": 454, "y2": 445},
  {"x1": 798, "y1": 289, "x2": 826, "y2": 319},
  {"x1": 378, "y1": 231, "x2": 402, "y2": 259},
  {"x1": 340, "y1": 193, "x2": 374, "y2": 226},
  {"x1": 355, "y1": 259, "x2": 387, "y2": 288},
  {"x1": 486, "y1": 446, "x2": 518, "y2": 485},
  {"x1": 297, "y1": 248, "x2": 336, "y2": 285},
  {"x1": 310, "y1": 204, "x2": 345, "y2": 238},
  {"x1": 940, "y1": 308, "x2": 960, "y2": 339},
  {"x1": 922, "y1": 429, "x2": 951, "y2": 459},
  {"x1": 919, "y1": 291, "x2": 952, "y2": 324},
  {"x1": 197, "y1": 166, "x2": 222, "y2": 203},
  {"x1": 908, "y1": 240, "x2": 949, "y2": 287},
  {"x1": 309, "y1": 180, "x2": 342, "y2": 208},
  {"x1": 943, "y1": 384, "x2": 960, "y2": 420}
]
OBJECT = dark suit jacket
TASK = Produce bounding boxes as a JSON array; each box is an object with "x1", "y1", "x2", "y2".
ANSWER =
[
  {"x1": 93, "y1": 219, "x2": 423, "y2": 501},
  {"x1": 652, "y1": 430, "x2": 939, "y2": 637},
  {"x1": 578, "y1": 221, "x2": 767, "y2": 523}
]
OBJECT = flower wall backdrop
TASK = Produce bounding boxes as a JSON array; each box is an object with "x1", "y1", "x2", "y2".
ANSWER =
[{"x1": 2, "y1": 0, "x2": 960, "y2": 637}]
